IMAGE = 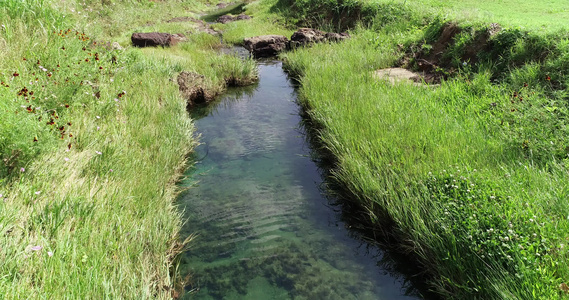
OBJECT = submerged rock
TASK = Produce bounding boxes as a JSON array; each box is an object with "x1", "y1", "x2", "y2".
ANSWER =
[
  {"x1": 177, "y1": 71, "x2": 214, "y2": 108},
  {"x1": 131, "y1": 32, "x2": 186, "y2": 47},
  {"x1": 243, "y1": 35, "x2": 288, "y2": 58}
]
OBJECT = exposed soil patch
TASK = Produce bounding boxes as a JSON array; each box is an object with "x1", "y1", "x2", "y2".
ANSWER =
[
  {"x1": 177, "y1": 71, "x2": 216, "y2": 109},
  {"x1": 422, "y1": 23, "x2": 460, "y2": 70},
  {"x1": 166, "y1": 16, "x2": 194, "y2": 23},
  {"x1": 216, "y1": 2, "x2": 234, "y2": 9},
  {"x1": 401, "y1": 22, "x2": 502, "y2": 83},
  {"x1": 131, "y1": 32, "x2": 187, "y2": 47},
  {"x1": 288, "y1": 28, "x2": 349, "y2": 49},
  {"x1": 373, "y1": 68, "x2": 438, "y2": 86},
  {"x1": 244, "y1": 35, "x2": 289, "y2": 58},
  {"x1": 216, "y1": 14, "x2": 251, "y2": 24},
  {"x1": 193, "y1": 19, "x2": 221, "y2": 35}
]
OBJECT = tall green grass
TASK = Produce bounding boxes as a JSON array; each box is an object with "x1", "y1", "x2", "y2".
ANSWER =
[
  {"x1": 281, "y1": 21, "x2": 569, "y2": 299},
  {"x1": 0, "y1": 0, "x2": 259, "y2": 297}
]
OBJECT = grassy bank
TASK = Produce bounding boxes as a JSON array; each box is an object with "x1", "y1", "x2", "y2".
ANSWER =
[
  {"x1": 0, "y1": 0, "x2": 257, "y2": 298},
  {"x1": 197, "y1": 0, "x2": 569, "y2": 298},
  {"x1": 275, "y1": 3, "x2": 569, "y2": 300}
]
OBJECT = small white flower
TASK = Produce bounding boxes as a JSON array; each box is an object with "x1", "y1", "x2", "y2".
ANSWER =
[
  {"x1": 47, "y1": 251, "x2": 53, "y2": 257},
  {"x1": 35, "y1": 191, "x2": 41, "y2": 195},
  {"x1": 95, "y1": 151, "x2": 102, "y2": 155},
  {"x1": 463, "y1": 62, "x2": 467, "y2": 66},
  {"x1": 64, "y1": 157, "x2": 69, "y2": 161},
  {"x1": 96, "y1": 116, "x2": 100, "y2": 119}
]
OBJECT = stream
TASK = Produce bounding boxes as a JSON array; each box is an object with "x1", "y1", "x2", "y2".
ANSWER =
[{"x1": 176, "y1": 59, "x2": 421, "y2": 299}]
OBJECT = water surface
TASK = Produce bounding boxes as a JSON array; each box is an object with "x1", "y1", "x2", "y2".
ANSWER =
[{"x1": 177, "y1": 60, "x2": 420, "y2": 300}]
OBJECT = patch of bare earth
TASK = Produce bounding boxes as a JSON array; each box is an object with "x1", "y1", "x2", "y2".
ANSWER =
[{"x1": 374, "y1": 68, "x2": 439, "y2": 86}]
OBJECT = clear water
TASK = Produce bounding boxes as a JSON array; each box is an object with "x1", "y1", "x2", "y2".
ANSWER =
[{"x1": 177, "y1": 60, "x2": 421, "y2": 300}]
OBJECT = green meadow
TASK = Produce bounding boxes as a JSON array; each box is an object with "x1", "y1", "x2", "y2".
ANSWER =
[
  {"x1": 271, "y1": 0, "x2": 569, "y2": 298},
  {"x1": 0, "y1": 0, "x2": 256, "y2": 298},
  {"x1": 384, "y1": 0, "x2": 569, "y2": 32},
  {"x1": 2, "y1": 0, "x2": 569, "y2": 298}
]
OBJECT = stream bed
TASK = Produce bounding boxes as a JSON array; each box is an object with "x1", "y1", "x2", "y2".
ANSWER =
[{"x1": 177, "y1": 60, "x2": 421, "y2": 299}]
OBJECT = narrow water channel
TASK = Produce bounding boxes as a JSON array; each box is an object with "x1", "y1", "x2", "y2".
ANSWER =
[{"x1": 177, "y1": 60, "x2": 420, "y2": 299}]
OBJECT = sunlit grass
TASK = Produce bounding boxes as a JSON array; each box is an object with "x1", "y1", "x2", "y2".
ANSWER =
[
  {"x1": 282, "y1": 24, "x2": 569, "y2": 298},
  {"x1": 392, "y1": 0, "x2": 569, "y2": 32},
  {"x1": 0, "y1": 0, "x2": 259, "y2": 298}
]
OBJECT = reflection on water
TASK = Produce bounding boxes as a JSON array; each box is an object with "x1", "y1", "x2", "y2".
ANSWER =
[{"x1": 177, "y1": 61, "x2": 421, "y2": 300}]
